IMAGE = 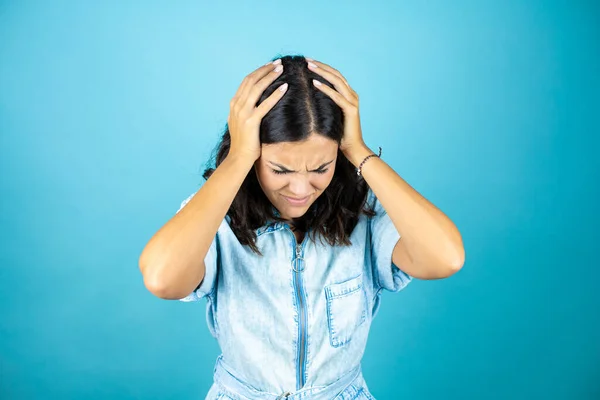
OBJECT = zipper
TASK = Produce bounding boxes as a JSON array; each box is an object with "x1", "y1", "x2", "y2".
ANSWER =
[{"x1": 285, "y1": 227, "x2": 308, "y2": 391}]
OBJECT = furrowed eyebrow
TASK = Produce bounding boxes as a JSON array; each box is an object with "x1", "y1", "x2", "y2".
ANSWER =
[{"x1": 268, "y1": 160, "x2": 334, "y2": 172}]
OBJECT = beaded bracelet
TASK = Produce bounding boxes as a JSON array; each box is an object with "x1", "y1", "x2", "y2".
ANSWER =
[{"x1": 356, "y1": 146, "x2": 382, "y2": 177}]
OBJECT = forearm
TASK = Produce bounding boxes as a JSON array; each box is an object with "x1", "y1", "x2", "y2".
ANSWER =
[
  {"x1": 345, "y1": 143, "x2": 464, "y2": 272},
  {"x1": 139, "y1": 153, "x2": 255, "y2": 298}
]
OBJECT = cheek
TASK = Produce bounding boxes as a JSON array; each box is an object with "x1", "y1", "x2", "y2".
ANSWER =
[
  {"x1": 313, "y1": 172, "x2": 335, "y2": 189},
  {"x1": 258, "y1": 172, "x2": 287, "y2": 191}
]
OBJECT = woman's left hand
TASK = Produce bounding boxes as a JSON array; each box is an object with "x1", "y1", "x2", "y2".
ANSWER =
[{"x1": 306, "y1": 58, "x2": 365, "y2": 155}]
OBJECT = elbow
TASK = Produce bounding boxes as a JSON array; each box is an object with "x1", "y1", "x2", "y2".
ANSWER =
[
  {"x1": 443, "y1": 231, "x2": 465, "y2": 276},
  {"x1": 445, "y1": 246, "x2": 465, "y2": 276},
  {"x1": 143, "y1": 277, "x2": 187, "y2": 300},
  {"x1": 452, "y1": 261, "x2": 464, "y2": 273},
  {"x1": 448, "y1": 257, "x2": 464, "y2": 275},
  {"x1": 430, "y1": 246, "x2": 465, "y2": 279},
  {"x1": 139, "y1": 259, "x2": 190, "y2": 300}
]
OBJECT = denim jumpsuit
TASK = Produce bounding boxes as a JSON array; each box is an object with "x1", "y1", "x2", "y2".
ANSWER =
[{"x1": 176, "y1": 188, "x2": 412, "y2": 399}]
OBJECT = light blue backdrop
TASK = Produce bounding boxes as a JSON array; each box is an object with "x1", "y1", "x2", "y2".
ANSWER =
[{"x1": 1, "y1": 1, "x2": 598, "y2": 399}]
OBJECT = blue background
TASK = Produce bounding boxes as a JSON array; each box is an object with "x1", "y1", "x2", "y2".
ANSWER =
[{"x1": 1, "y1": 1, "x2": 599, "y2": 399}]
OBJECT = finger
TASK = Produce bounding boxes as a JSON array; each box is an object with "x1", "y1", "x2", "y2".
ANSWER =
[
  {"x1": 244, "y1": 63, "x2": 284, "y2": 109},
  {"x1": 308, "y1": 62, "x2": 357, "y2": 105},
  {"x1": 236, "y1": 59, "x2": 282, "y2": 105},
  {"x1": 254, "y1": 82, "x2": 288, "y2": 120},
  {"x1": 231, "y1": 60, "x2": 281, "y2": 107},
  {"x1": 307, "y1": 59, "x2": 352, "y2": 91},
  {"x1": 312, "y1": 79, "x2": 356, "y2": 111}
]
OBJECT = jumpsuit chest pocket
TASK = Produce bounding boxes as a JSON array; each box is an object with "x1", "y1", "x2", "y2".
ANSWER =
[{"x1": 324, "y1": 273, "x2": 367, "y2": 348}]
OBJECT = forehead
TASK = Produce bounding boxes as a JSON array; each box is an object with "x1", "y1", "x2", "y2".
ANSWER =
[{"x1": 261, "y1": 134, "x2": 338, "y2": 162}]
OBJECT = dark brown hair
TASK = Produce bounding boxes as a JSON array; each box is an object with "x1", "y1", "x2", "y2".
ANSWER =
[{"x1": 201, "y1": 54, "x2": 375, "y2": 255}]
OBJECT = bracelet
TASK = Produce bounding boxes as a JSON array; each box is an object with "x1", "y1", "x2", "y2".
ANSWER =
[{"x1": 356, "y1": 146, "x2": 382, "y2": 177}]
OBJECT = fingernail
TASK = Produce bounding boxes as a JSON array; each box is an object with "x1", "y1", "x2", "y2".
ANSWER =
[
  {"x1": 274, "y1": 65, "x2": 283, "y2": 73},
  {"x1": 305, "y1": 57, "x2": 314, "y2": 61},
  {"x1": 266, "y1": 58, "x2": 282, "y2": 66},
  {"x1": 279, "y1": 83, "x2": 288, "y2": 92},
  {"x1": 313, "y1": 79, "x2": 321, "y2": 86},
  {"x1": 308, "y1": 62, "x2": 318, "y2": 69}
]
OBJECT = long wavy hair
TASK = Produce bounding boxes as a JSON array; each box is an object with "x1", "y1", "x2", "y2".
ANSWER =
[{"x1": 201, "y1": 54, "x2": 376, "y2": 255}]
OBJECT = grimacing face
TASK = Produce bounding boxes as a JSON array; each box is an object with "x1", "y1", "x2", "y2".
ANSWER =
[{"x1": 254, "y1": 133, "x2": 339, "y2": 221}]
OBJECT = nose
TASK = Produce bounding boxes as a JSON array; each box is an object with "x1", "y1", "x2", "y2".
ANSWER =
[{"x1": 287, "y1": 173, "x2": 313, "y2": 197}]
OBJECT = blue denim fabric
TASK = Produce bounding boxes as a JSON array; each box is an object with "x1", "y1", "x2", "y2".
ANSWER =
[{"x1": 176, "y1": 188, "x2": 412, "y2": 399}]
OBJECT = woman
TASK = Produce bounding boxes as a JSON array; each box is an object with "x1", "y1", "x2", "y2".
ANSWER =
[{"x1": 139, "y1": 55, "x2": 465, "y2": 399}]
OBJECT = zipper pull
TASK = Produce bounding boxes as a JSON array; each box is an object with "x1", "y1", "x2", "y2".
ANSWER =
[{"x1": 293, "y1": 244, "x2": 305, "y2": 272}]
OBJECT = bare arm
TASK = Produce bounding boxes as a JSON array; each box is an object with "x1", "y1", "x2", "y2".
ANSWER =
[
  {"x1": 138, "y1": 58, "x2": 288, "y2": 299},
  {"x1": 138, "y1": 154, "x2": 255, "y2": 299},
  {"x1": 345, "y1": 143, "x2": 465, "y2": 279},
  {"x1": 307, "y1": 58, "x2": 464, "y2": 280}
]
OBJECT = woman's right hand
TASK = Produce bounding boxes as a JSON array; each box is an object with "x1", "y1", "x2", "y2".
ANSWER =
[{"x1": 227, "y1": 59, "x2": 288, "y2": 162}]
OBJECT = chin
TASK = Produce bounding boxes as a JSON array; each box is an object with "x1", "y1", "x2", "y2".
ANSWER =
[
  {"x1": 289, "y1": 207, "x2": 309, "y2": 216},
  {"x1": 278, "y1": 203, "x2": 312, "y2": 220},
  {"x1": 283, "y1": 204, "x2": 307, "y2": 212}
]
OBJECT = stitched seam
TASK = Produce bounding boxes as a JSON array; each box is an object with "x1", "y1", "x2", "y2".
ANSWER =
[{"x1": 326, "y1": 284, "x2": 362, "y2": 300}]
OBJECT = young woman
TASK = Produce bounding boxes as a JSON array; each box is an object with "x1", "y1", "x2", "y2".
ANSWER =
[{"x1": 139, "y1": 55, "x2": 465, "y2": 399}]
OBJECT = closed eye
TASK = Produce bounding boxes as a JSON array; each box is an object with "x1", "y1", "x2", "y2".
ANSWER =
[{"x1": 272, "y1": 169, "x2": 328, "y2": 175}]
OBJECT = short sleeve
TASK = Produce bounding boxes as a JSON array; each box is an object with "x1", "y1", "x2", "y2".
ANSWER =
[
  {"x1": 175, "y1": 191, "x2": 219, "y2": 302},
  {"x1": 368, "y1": 189, "x2": 412, "y2": 293}
]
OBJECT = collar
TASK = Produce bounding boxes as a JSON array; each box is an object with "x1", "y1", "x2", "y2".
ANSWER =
[
  {"x1": 256, "y1": 221, "x2": 287, "y2": 236},
  {"x1": 255, "y1": 205, "x2": 285, "y2": 236},
  {"x1": 254, "y1": 205, "x2": 316, "y2": 236}
]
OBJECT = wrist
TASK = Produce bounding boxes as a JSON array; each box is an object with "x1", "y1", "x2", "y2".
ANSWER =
[
  {"x1": 224, "y1": 151, "x2": 257, "y2": 171},
  {"x1": 227, "y1": 150, "x2": 258, "y2": 164},
  {"x1": 344, "y1": 143, "x2": 373, "y2": 167}
]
